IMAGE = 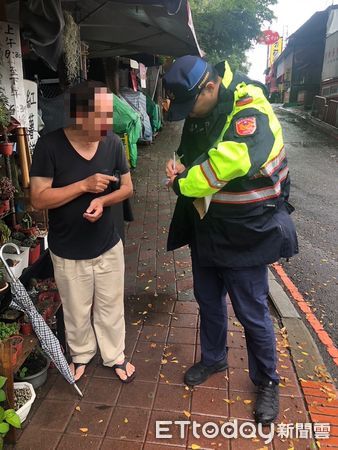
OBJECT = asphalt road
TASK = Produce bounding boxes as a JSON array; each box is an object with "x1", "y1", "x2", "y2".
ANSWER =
[{"x1": 275, "y1": 107, "x2": 338, "y2": 381}]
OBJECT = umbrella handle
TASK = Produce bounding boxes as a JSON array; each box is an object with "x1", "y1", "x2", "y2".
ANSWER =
[{"x1": 0, "y1": 243, "x2": 20, "y2": 282}]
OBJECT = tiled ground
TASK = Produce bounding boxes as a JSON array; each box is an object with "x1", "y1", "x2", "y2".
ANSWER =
[{"x1": 12, "y1": 123, "x2": 322, "y2": 449}]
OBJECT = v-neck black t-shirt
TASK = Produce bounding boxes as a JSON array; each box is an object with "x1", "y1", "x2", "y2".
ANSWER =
[{"x1": 30, "y1": 128, "x2": 129, "y2": 260}]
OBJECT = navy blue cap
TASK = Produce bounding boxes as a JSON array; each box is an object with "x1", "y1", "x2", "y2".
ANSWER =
[{"x1": 163, "y1": 55, "x2": 213, "y2": 121}]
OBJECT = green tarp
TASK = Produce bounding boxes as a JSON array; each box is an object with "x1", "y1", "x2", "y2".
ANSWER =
[
  {"x1": 146, "y1": 94, "x2": 162, "y2": 133},
  {"x1": 113, "y1": 94, "x2": 142, "y2": 168}
]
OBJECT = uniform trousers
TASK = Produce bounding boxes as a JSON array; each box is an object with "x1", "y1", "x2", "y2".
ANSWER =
[{"x1": 191, "y1": 246, "x2": 279, "y2": 386}]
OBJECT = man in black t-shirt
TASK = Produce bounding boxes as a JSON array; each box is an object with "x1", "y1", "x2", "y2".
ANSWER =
[{"x1": 30, "y1": 81, "x2": 136, "y2": 383}]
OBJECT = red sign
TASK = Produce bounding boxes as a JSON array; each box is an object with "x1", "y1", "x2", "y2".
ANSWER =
[{"x1": 257, "y1": 30, "x2": 280, "y2": 45}]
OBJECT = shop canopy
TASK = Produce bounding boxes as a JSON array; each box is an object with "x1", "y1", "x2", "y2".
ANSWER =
[
  {"x1": 73, "y1": 0, "x2": 202, "y2": 58},
  {"x1": 6, "y1": 0, "x2": 202, "y2": 70}
]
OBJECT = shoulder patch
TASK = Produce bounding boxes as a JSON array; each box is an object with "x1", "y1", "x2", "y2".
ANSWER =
[{"x1": 235, "y1": 117, "x2": 257, "y2": 136}]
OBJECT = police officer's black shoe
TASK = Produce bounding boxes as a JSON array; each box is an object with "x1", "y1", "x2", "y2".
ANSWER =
[
  {"x1": 254, "y1": 380, "x2": 279, "y2": 425},
  {"x1": 184, "y1": 358, "x2": 228, "y2": 386}
]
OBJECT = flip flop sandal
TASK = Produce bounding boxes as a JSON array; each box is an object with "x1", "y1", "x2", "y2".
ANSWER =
[
  {"x1": 112, "y1": 359, "x2": 136, "y2": 384},
  {"x1": 69, "y1": 358, "x2": 93, "y2": 381}
]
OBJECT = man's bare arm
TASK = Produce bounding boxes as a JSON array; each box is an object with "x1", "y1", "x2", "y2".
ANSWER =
[
  {"x1": 30, "y1": 173, "x2": 117, "y2": 210},
  {"x1": 99, "y1": 172, "x2": 133, "y2": 207}
]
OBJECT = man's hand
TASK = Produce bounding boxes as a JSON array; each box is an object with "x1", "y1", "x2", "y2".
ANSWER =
[
  {"x1": 82, "y1": 173, "x2": 117, "y2": 193},
  {"x1": 83, "y1": 198, "x2": 104, "y2": 223},
  {"x1": 165, "y1": 159, "x2": 186, "y2": 178},
  {"x1": 166, "y1": 175, "x2": 177, "y2": 188}
]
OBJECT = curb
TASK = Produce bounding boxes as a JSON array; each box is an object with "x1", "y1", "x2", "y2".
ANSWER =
[
  {"x1": 268, "y1": 267, "x2": 338, "y2": 448},
  {"x1": 277, "y1": 106, "x2": 338, "y2": 141}
]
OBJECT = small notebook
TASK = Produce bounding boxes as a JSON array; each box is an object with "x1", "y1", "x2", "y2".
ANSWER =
[{"x1": 193, "y1": 195, "x2": 212, "y2": 219}]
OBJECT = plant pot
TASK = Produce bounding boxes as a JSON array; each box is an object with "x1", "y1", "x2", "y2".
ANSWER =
[
  {"x1": 22, "y1": 227, "x2": 38, "y2": 237},
  {"x1": 14, "y1": 382, "x2": 36, "y2": 423},
  {"x1": 0, "y1": 142, "x2": 13, "y2": 156},
  {"x1": 9, "y1": 335, "x2": 24, "y2": 356},
  {"x1": 29, "y1": 243, "x2": 40, "y2": 265},
  {"x1": 0, "y1": 200, "x2": 10, "y2": 215},
  {"x1": 13, "y1": 225, "x2": 38, "y2": 237},
  {"x1": 15, "y1": 353, "x2": 50, "y2": 389},
  {"x1": 20, "y1": 322, "x2": 33, "y2": 336}
]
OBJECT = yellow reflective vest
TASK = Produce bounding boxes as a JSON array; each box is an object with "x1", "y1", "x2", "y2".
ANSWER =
[{"x1": 173, "y1": 61, "x2": 289, "y2": 214}]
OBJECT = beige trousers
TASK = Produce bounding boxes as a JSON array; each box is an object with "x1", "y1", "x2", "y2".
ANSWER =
[{"x1": 50, "y1": 240, "x2": 125, "y2": 367}]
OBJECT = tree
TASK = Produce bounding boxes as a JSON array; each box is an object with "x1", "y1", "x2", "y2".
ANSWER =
[{"x1": 190, "y1": 0, "x2": 277, "y2": 71}]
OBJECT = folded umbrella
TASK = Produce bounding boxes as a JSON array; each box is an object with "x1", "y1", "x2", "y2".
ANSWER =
[{"x1": 0, "y1": 243, "x2": 83, "y2": 397}]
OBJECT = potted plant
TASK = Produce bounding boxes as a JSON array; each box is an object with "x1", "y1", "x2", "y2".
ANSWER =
[
  {"x1": 8, "y1": 335, "x2": 23, "y2": 357},
  {"x1": 31, "y1": 277, "x2": 57, "y2": 292},
  {"x1": 0, "y1": 221, "x2": 11, "y2": 246},
  {"x1": 20, "y1": 315, "x2": 33, "y2": 336},
  {"x1": 0, "y1": 375, "x2": 21, "y2": 448},
  {"x1": 0, "y1": 321, "x2": 19, "y2": 342},
  {"x1": 15, "y1": 348, "x2": 50, "y2": 389},
  {"x1": 22, "y1": 236, "x2": 40, "y2": 265},
  {"x1": 13, "y1": 382, "x2": 36, "y2": 423},
  {"x1": 0, "y1": 321, "x2": 21, "y2": 365},
  {"x1": 0, "y1": 95, "x2": 14, "y2": 157},
  {"x1": 0, "y1": 177, "x2": 16, "y2": 214},
  {"x1": 38, "y1": 290, "x2": 60, "y2": 304},
  {"x1": 19, "y1": 213, "x2": 37, "y2": 237}
]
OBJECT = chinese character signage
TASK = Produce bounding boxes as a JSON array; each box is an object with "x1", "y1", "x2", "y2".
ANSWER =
[
  {"x1": 0, "y1": 21, "x2": 28, "y2": 127},
  {"x1": 269, "y1": 37, "x2": 283, "y2": 67},
  {"x1": 24, "y1": 79, "x2": 38, "y2": 152}
]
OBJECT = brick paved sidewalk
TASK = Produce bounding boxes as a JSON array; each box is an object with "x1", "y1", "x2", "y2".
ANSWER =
[{"x1": 12, "y1": 123, "x2": 337, "y2": 450}]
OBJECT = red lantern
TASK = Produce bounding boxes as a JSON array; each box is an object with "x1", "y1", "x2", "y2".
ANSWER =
[{"x1": 257, "y1": 30, "x2": 280, "y2": 45}]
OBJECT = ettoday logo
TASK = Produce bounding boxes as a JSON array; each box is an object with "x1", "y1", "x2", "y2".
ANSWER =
[{"x1": 155, "y1": 419, "x2": 330, "y2": 445}]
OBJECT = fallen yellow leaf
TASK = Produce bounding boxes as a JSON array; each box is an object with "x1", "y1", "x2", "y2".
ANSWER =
[
  {"x1": 124, "y1": 418, "x2": 129, "y2": 423},
  {"x1": 183, "y1": 410, "x2": 191, "y2": 418},
  {"x1": 191, "y1": 445, "x2": 201, "y2": 450},
  {"x1": 79, "y1": 428, "x2": 88, "y2": 433},
  {"x1": 243, "y1": 400, "x2": 252, "y2": 405},
  {"x1": 75, "y1": 406, "x2": 81, "y2": 411}
]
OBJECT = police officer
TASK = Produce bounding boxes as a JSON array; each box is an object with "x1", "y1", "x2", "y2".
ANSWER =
[{"x1": 163, "y1": 55, "x2": 298, "y2": 425}]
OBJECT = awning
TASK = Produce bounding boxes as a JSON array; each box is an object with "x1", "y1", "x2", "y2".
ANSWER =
[
  {"x1": 6, "y1": 0, "x2": 201, "y2": 67},
  {"x1": 68, "y1": 0, "x2": 202, "y2": 58}
]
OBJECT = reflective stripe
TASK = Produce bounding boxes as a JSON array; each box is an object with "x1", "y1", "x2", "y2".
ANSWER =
[
  {"x1": 200, "y1": 160, "x2": 227, "y2": 190},
  {"x1": 212, "y1": 166, "x2": 289, "y2": 205},
  {"x1": 251, "y1": 146, "x2": 286, "y2": 179},
  {"x1": 260, "y1": 146, "x2": 286, "y2": 176}
]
